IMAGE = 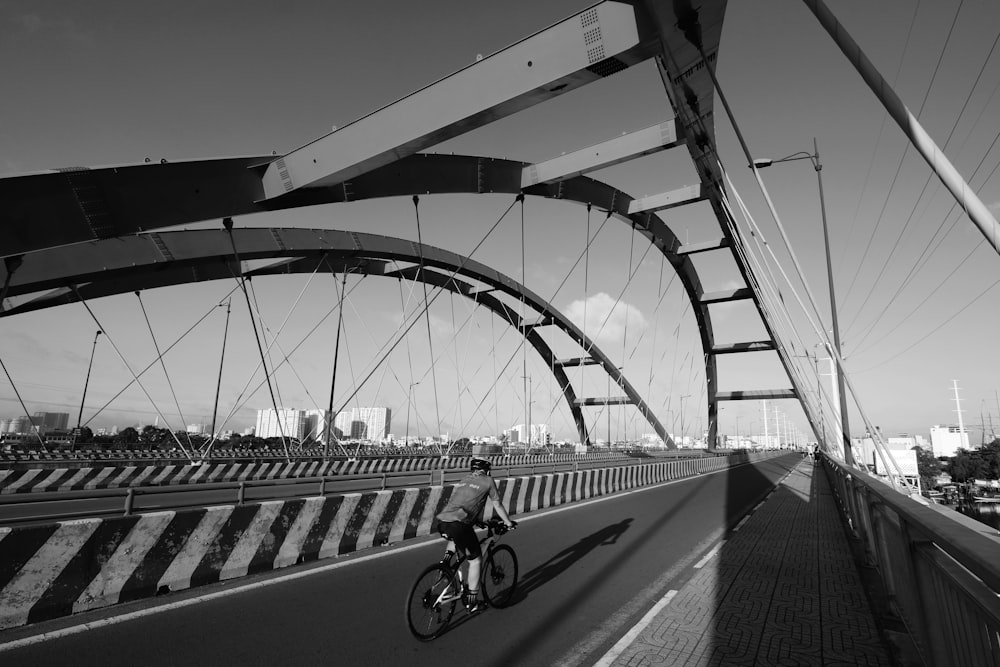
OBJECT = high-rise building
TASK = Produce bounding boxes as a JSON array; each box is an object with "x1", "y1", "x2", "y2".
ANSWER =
[
  {"x1": 331, "y1": 407, "x2": 391, "y2": 441},
  {"x1": 255, "y1": 406, "x2": 390, "y2": 443},
  {"x1": 334, "y1": 411, "x2": 354, "y2": 439},
  {"x1": 255, "y1": 408, "x2": 307, "y2": 440},
  {"x1": 929, "y1": 425, "x2": 970, "y2": 458},
  {"x1": 8, "y1": 416, "x2": 34, "y2": 434},
  {"x1": 511, "y1": 423, "x2": 549, "y2": 445},
  {"x1": 353, "y1": 407, "x2": 390, "y2": 441},
  {"x1": 302, "y1": 409, "x2": 331, "y2": 443},
  {"x1": 33, "y1": 412, "x2": 69, "y2": 432}
]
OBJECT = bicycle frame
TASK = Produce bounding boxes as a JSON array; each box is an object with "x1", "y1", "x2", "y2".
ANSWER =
[{"x1": 444, "y1": 520, "x2": 507, "y2": 578}]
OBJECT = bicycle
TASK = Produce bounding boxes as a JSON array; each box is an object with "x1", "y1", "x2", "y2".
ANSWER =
[{"x1": 405, "y1": 517, "x2": 518, "y2": 641}]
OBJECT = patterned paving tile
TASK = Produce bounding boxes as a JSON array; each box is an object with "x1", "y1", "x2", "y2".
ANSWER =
[{"x1": 609, "y1": 460, "x2": 893, "y2": 667}]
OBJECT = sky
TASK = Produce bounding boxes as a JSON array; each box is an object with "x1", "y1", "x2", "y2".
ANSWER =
[{"x1": 1, "y1": 0, "x2": 999, "y2": 446}]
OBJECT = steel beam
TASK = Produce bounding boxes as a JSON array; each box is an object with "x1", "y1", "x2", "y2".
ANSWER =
[
  {"x1": 626, "y1": 184, "x2": 704, "y2": 214},
  {"x1": 711, "y1": 341, "x2": 776, "y2": 354},
  {"x1": 575, "y1": 396, "x2": 635, "y2": 407},
  {"x1": 554, "y1": 357, "x2": 601, "y2": 367},
  {"x1": 521, "y1": 120, "x2": 681, "y2": 187},
  {"x1": 716, "y1": 389, "x2": 797, "y2": 401},
  {"x1": 261, "y1": 1, "x2": 653, "y2": 199},
  {"x1": 676, "y1": 238, "x2": 728, "y2": 255},
  {"x1": 520, "y1": 316, "x2": 554, "y2": 330},
  {"x1": 700, "y1": 287, "x2": 753, "y2": 304}
]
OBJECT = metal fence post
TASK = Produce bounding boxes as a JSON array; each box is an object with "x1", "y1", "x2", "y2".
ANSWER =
[
  {"x1": 237, "y1": 481, "x2": 245, "y2": 505},
  {"x1": 124, "y1": 488, "x2": 134, "y2": 516}
]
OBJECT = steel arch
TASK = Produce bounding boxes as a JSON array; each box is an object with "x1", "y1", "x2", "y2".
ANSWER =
[
  {"x1": 0, "y1": 155, "x2": 713, "y2": 437},
  {"x1": 1, "y1": 227, "x2": 674, "y2": 448}
]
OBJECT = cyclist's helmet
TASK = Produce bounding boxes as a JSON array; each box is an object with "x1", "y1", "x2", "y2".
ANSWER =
[{"x1": 470, "y1": 456, "x2": 492, "y2": 474}]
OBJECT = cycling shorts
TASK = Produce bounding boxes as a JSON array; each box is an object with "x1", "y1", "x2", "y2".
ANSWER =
[{"x1": 437, "y1": 520, "x2": 482, "y2": 560}]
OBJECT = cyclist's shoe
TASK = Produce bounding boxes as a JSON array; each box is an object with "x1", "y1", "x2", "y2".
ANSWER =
[{"x1": 464, "y1": 592, "x2": 487, "y2": 614}]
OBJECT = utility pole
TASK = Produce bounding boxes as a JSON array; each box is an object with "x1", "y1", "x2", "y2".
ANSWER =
[
  {"x1": 953, "y1": 380, "x2": 967, "y2": 448},
  {"x1": 762, "y1": 399, "x2": 769, "y2": 448}
]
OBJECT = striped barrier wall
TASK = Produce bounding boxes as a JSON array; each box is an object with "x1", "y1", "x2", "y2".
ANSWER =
[
  {"x1": 0, "y1": 460, "x2": 342, "y2": 494},
  {"x1": 0, "y1": 451, "x2": 788, "y2": 630},
  {"x1": 0, "y1": 449, "x2": 633, "y2": 466},
  {"x1": 0, "y1": 454, "x2": 641, "y2": 494}
]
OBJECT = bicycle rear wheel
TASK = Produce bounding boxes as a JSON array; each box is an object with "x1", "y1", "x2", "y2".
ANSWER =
[
  {"x1": 406, "y1": 564, "x2": 459, "y2": 641},
  {"x1": 481, "y1": 544, "x2": 518, "y2": 608}
]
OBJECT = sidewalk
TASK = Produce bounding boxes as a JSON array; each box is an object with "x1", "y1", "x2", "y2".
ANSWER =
[{"x1": 608, "y1": 460, "x2": 893, "y2": 666}]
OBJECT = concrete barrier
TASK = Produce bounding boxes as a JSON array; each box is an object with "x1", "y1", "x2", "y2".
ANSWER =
[
  {"x1": 0, "y1": 453, "x2": 632, "y2": 494},
  {"x1": 0, "y1": 451, "x2": 787, "y2": 630}
]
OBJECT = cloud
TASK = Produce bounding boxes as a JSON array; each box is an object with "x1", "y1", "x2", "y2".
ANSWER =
[
  {"x1": 5, "y1": 10, "x2": 93, "y2": 44},
  {"x1": 12, "y1": 12, "x2": 41, "y2": 33},
  {"x1": 563, "y1": 293, "x2": 648, "y2": 344}
]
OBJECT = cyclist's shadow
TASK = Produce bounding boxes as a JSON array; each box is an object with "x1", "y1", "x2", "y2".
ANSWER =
[{"x1": 509, "y1": 517, "x2": 632, "y2": 604}]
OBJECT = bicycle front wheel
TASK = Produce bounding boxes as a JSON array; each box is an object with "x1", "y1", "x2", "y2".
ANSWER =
[
  {"x1": 481, "y1": 544, "x2": 518, "y2": 608},
  {"x1": 406, "y1": 564, "x2": 459, "y2": 641}
]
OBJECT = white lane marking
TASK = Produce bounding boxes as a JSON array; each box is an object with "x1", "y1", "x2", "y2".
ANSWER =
[
  {"x1": 693, "y1": 540, "x2": 725, "y2": 569},
  {"x1": 0, "y1": 537, "x2": 433, "y2": 653},
  {"x1": 733, "y1": 515, "x2": 751, "y2": 532},
  {"x1": 593, "y1": 590, "x2": 678, "y2": 667},
  {"x1": 0, "y1": 458, "x2": 781, "y2": 652}
]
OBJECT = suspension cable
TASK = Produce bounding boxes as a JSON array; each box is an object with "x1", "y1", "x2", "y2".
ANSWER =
[
  {"x1": 205, "y1": 298, "x2": 231, "y2": 457},
  {"x1": 71, "y1": 286, "x2": 196, "y2": 463},
  {"x1": 721, "y1": 167, "x2": 909, "y2": 485},
  {"x1": 325, "y1": 271, "x2": 348, "y2": 458},
  {"x1": 222, "y1": 217, "x2": 288, "y2": 460},
  {"x1": 212, "y1": 273, "x2": 369, "y2": 447},
  {"x1": 520, "y1": 195, "x2": 529, "y2": 447},
  {"x1": 412, "y1": 196, "x2": 443, "y2": 452},
  {"x1": 247, "y1": 277, "x2": 285, "y2": 410},
  {"x1": 0, "y1": 354, "x2": 45, "y2": 447},
  {"x1": 327, "y1": 196, "x2": 523, "y2": 445},
  {"x1": 135, "y1": 291, "x2": 194, "y2": 453},
  {"x1": 85, "y1": 288, "x2": 237, "y2": 427}
]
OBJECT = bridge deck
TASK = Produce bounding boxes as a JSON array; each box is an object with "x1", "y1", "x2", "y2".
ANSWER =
[{"x1": 609, "y1": 459, "x2": 894, "y2": 666}]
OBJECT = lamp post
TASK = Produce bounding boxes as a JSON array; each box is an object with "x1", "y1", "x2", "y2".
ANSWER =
[
  {"x1": 753, "y1": 138, "x2": 853, "y2": 465},
  {"x1": 77, "y1": 330, "x2": 102, "y2": 430},
  {"x1": 406, "y1": 381, "x2": 420, "y2": 447}
]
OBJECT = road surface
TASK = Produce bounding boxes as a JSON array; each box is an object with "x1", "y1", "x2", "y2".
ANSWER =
[{"x1": 0, "y1": 453, "x2": 802, "y2": 666}]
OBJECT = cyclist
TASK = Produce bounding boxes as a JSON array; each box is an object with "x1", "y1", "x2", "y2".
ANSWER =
[{"x1": 435, "y1": 456, "x2": 517, "y2": 613}]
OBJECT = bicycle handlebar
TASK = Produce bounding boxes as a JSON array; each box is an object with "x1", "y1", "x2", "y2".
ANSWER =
[{"x1": 476, "y1": 517, "x2": 517, "y2": 535}]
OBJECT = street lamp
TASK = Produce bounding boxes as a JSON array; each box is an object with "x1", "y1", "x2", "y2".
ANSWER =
[
  {"x1": 606, "y1": 366, "x2": 623, "y2": 448},
  {"x1": 754, "y1": 138, "x2": 853, "y2": 465},
  {"x1": 77, "y1": 330, "x2": 102, "y2": 431}
]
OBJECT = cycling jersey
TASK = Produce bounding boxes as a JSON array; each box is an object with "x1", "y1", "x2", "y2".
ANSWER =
[{"x1": 436, "y1": 473, "x2": 497, "y2": 525}]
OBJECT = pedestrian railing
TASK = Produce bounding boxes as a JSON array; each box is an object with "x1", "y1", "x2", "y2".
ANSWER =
[{"x1": 822, "y1": 455, "x2": 1000, "y2": 666}]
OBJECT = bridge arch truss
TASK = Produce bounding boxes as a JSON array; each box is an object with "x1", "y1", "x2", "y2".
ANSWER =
[{"x1": 1, "y1": 226, "x2": 675, "y2": 448}]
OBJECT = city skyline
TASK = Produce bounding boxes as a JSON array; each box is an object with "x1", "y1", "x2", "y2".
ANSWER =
[{"x1": 2, "y1": 1, "x2": 999, "y2": 445}]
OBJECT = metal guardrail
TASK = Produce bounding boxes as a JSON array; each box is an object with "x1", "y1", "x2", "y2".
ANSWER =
[
  {"x1": 822, "y1": 454, "x2": 1000, "y2": 666},
  {"x1": 0, "y1": 458, "x2": 646, "y2": 526}
]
